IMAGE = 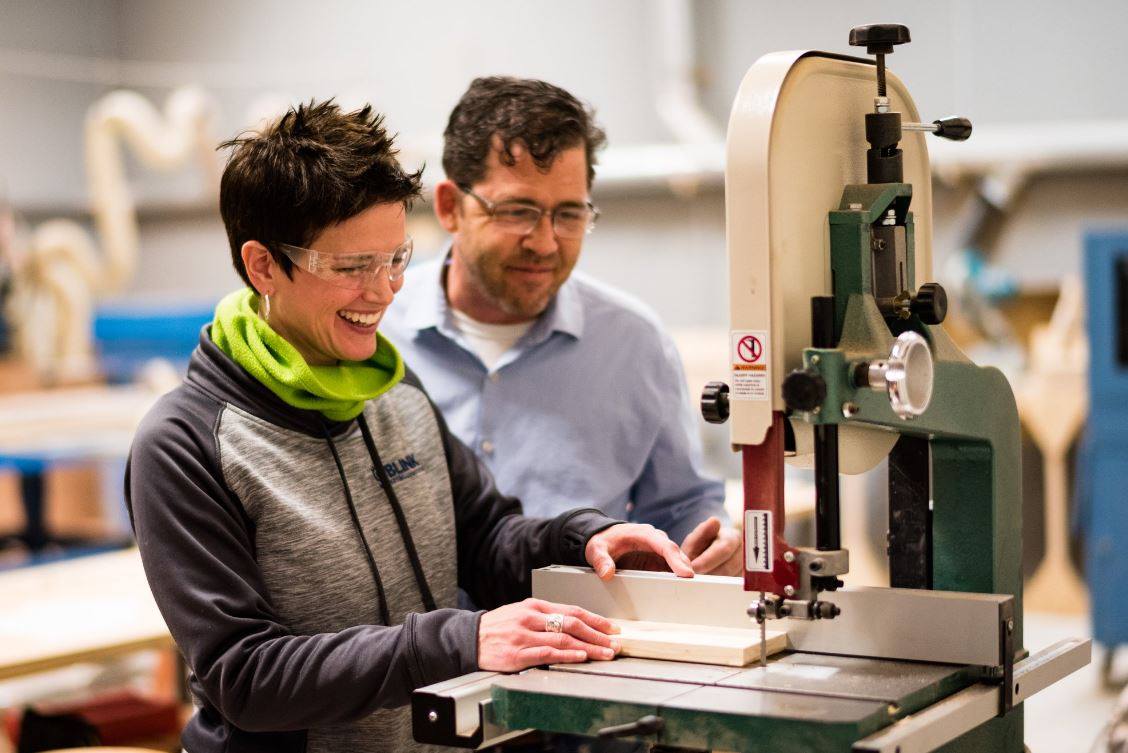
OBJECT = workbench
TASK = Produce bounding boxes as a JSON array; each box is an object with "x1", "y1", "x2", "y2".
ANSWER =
[
  {"x1": 0, "y1": 384, "x2": 161, "y2": 554},
  {"x1": 0, "y1": 548, "x2": 171, "y2": 681}
]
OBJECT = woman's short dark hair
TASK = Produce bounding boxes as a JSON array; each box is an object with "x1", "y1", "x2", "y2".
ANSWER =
[
  {"x1": 441, "y1": 77, "x2": 606, "y2": 189},
  {"x1": 219, "y1": 100, "x2": 422, "y2": 287}
]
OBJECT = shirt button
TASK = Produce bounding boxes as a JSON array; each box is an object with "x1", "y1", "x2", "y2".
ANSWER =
[
  {"x1": 488, "y1": 372, "x2": 500, "y2": 383},
  {"x1": 480, "y1": 439, "x2": 495, "y2": 454}
]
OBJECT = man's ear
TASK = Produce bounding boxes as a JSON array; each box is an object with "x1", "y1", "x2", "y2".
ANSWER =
[
  {"x1": 241, "y1": 240, "x2": 277, "y2": 295},
  {"x1": 433, "y1": 180, "x2": 462, "y2": 234}
]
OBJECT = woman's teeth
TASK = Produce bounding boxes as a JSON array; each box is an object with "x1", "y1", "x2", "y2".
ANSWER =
[{"x1": 339, "y1": 310, "x2": 380, "y2": 326}]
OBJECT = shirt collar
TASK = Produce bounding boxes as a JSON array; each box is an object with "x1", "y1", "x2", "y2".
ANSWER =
[
  {"x1": 537, "y1": 269, "x2": 584, "y2": 340},
  {"x1": 403, "y1": 241, "x2": 585, "y2": 342},
  {"x1": 398, "y1": 246, "x2": 452, "y2": 334}
]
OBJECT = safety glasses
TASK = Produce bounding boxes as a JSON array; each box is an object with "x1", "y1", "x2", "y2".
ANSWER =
[{"x1": 276, "y1": 236, "x2": 414, "y2": 290}]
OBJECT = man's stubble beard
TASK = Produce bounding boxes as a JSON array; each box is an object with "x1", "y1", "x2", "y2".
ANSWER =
[{"x1": 467, "y1": 248, "x2": 569, "y2": 320}]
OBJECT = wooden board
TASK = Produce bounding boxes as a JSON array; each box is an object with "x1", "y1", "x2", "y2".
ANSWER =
[
  {"x1": 611, "y1": 619, "x2": 787, "y2": 667},
  {"x1": 0, "y1": 548, "x2": 172, "y2": 680},
  {"x1": 0, "y1": 384, "x2": 160, "y2": 457}
]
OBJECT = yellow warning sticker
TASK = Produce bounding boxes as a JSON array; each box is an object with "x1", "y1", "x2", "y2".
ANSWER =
[{"x1": 731, "y1": 330, "x2": 769, "y2": 401}]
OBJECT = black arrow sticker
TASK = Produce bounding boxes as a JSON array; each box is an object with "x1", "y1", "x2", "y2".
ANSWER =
[{"x1": 744, "y1": 510, "x2": 773, "y2": 572}]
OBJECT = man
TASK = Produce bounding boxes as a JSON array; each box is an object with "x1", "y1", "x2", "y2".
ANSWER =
[{"x1": 382, "y1": 77, "x2": 741, "y2": 574}]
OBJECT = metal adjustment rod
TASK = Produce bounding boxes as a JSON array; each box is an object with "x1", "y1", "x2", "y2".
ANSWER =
[
  {"x1": 597, "y1": 715, "x2": 664, "y2": 739},
  {"x1": 848, "y1": 23, "x2": 911, "y2": 98},
  {"x1": 902, "y1": 117, "x2": 973, "y2": 141},
  {"x1": 849, "y1": 24, "x2": 974, "y2": 180},
  {"x1": 849, "y1": 24, "x2": 911, "y2": 184}
]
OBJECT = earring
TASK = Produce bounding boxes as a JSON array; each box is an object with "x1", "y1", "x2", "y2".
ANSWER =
[{"x1": 261, "y1": 293, "x2": 271, "y2": 321}]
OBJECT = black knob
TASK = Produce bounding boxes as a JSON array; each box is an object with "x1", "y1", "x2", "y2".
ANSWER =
[
  {"x1": 782, "y1": 369, "x2": 827, "y2": 413},
  {"x1": 911, "y1": 283, "x2": 948, "y2": 325},
  {"x1": 932, "y1": 117, "x2": 973, "y2": 141},
  {"x1": 849, "y1": 24, "x2": 911, "y2": 54},
  {"x1": 814, "y1": 601, "x2": 842, "y2": 620},
  {"x1": 701, "y1": 381, "x2": 730, "y2": 424}
]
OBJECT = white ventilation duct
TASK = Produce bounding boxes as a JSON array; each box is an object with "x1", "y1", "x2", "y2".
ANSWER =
[{"x1": 10, "y1": 86, "x2": 219, "y2": 382}]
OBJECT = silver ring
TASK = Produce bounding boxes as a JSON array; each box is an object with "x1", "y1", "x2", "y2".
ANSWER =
[{"x1": 545, "y1": 613, "x2": 565, "y2": 633}]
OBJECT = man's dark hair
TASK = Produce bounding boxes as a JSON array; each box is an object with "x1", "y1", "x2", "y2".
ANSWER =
[
  {"x1": 442, "y1": 77, "x2": 607, "y2": 189},
  {"x1": 219, "y1": 99, "x2": 422, "y2": 287}
]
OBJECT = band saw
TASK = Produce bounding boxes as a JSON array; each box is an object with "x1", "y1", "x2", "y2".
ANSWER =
[{"x1": 412, "y1": 24, "x2": 1090, "y2": 753}]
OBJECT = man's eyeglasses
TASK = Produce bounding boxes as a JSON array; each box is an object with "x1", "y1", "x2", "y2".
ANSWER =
[
  {"x1": 276, "y1": 237, "x2": 413, "y2": 290},
  {"x1": 458, "y1": 185, "x2": 599, "y2": 239}
]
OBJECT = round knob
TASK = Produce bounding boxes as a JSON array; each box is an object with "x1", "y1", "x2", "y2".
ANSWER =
[
  {"x1": 911, "y1": 283, "x2": 948, "y2": 325},
  {"x1": 701, "y1": 381, "x2": 730, "y2": 424},
  {"x1": 848, "y1": 24, "x2": 911, "y2": 54},
  {"x1": 782, "y1": 369, "x2": 827, "y2": 413},
  {"x1": 864, "y1": 331, "x2": 934, "y2": 419},
  {"x1": 814, "y1": 601, "x2": 842, "y2": 620}
]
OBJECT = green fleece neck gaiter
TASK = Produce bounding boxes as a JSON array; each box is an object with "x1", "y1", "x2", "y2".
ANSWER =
[{"x1": 210, "y1": 288, "x2": 404, "y2": 421}]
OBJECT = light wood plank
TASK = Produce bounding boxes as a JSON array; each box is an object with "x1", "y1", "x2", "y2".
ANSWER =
[
  {"x1": 611, "y1": 619, "x2": 787, "y2": 667},
  {"x1": 0, "y1": 548, "x2": 172, "y2": 680}
]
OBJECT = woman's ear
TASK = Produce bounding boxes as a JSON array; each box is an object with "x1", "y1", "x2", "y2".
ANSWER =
[{"x1": 241, "y1": 241, "x2": 276, "y2": 295}]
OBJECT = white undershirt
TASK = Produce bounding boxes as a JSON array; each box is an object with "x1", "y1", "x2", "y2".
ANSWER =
[{"x1": 450, "y1": 308, "x2": 534, "y2": 371}]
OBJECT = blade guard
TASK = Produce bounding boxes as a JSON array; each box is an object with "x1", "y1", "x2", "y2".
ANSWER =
[{"x1": 742, "y1": 412, "x2": 798, "y2": 593}]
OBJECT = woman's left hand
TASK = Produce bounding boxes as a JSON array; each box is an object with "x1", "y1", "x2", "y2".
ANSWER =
[{"x1": 584, "y1": 523, "x2": 695, "y2": 581}]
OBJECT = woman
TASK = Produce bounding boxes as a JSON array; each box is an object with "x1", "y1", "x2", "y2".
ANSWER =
[{"x1": 125, "y1": 100, "x2": 693, "y2": 753}]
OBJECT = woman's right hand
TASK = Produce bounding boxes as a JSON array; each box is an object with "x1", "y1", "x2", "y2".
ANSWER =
[{"x1": 477, "y1": 598, "x2": 621, "y2": 672}]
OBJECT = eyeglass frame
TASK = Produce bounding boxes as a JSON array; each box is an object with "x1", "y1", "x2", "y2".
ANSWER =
[
  {"x1": 456, "y1": 184, "x2": 600, "y2": 238},
  {"x1": 274, "y1": 236, "x2": 414, "y2": 289}
]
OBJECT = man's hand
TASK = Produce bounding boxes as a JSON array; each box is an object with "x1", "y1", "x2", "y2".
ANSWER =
[
  {"x1": 681, "y1": 517, "x2": 743, "y2": 576},
  {"x1": 478, "y1": 598, "x2": 620, "y2": 672},
  {"x1": 584, "y1": 523, "x2": 695, "y2": 581}
]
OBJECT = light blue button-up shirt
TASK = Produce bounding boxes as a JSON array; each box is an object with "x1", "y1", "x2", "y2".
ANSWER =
[{"x1": 380, "y1": 253, "x2": 726, "y2": 544}]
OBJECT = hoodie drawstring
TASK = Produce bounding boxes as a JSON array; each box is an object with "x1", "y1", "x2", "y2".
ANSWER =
[
  {"x1": 321, "y1": 421, "x2": 392, "y2": 626},
  {"x1": 320, "y1": 414, "x2": 438, "y2": 625},
  {"x1": 357, "y1": 414, "x2": 437, "y2": 613}
]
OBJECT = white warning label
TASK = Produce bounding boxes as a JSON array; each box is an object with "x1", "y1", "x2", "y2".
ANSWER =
[
  {"x1": 744, "y1": 509, "x2": 773, "y2": 572},
  {"x1": 731, "y1": 330, "x2": 769, "y2": 401}
]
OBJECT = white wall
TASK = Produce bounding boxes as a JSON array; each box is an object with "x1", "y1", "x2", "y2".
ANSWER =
[
  {"x1": 696, "y1": 1, "x2": 1128, "y2": 129},
  {"x1": 3, "y1": 0, "x2": 1128, "y2": 318},
  {"x1": 0, "y1": 0, "x2": 119, "y2": 209}
]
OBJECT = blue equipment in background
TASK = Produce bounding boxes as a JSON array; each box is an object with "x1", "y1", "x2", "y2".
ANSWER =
[
  {"x1": 0, "y1": 299, "x2": 214, "y2": 565},
  {"x1": 93, "y1": 300, "x2": 213, "y2": 383},
  {"x1": 1080, "y1": 231, "x2": 1128, "y2": 685}
]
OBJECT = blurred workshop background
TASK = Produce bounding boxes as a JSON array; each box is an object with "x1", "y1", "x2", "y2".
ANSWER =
[{"x1": 0, "y1": 1, "x2": 1125, "y2": 751}]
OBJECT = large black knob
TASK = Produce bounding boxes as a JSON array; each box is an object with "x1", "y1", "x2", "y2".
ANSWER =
[
  {"x1": 849, "y1": 24, "x2": 911, "y2": 54},
  {"x1": 701, "y1": 381, "x2": 730, "y2": 424},
  {"x1": 782, "y1": 369, "x2": 827, "y2": 413},
  {"x1": 911, "y1": 283, "x2": 948, "y2": 325}
]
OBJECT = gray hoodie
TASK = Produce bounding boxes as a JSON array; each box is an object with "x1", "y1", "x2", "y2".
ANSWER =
[{"x1": 125, "y1": 330, "x2": 617, "y2": 753}]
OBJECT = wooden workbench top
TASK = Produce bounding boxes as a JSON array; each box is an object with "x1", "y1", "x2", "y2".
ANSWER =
[{"x1": 0, "y1": 548, "x2": 171, "y2": 681}]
